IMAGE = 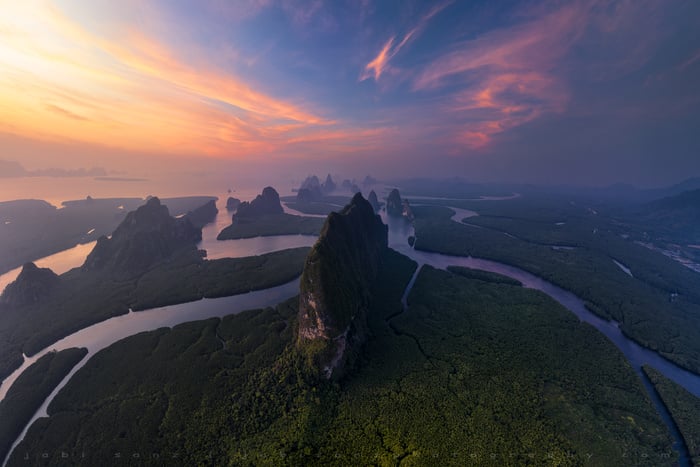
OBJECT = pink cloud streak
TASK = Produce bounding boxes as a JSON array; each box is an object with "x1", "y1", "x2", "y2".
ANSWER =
[
  {"x1": 360, "y1": 1, "x2": 453, "y2": 82},
  {"x1": 409, "y1": 2, "x2": 596, "y2": 148}
]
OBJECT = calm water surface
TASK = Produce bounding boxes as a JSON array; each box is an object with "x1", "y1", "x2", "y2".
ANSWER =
[{"x1": 2, "y1": 197, "x2": 698, "y2": 466}]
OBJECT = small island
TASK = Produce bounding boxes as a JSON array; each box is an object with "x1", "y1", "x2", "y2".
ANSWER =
[
  {"x1": 225, "y1": 196, "x2": 241, "y2": 211},
  {"x1": 0, "y1": 196, "x2": 218, "y2": 276},
  {"x1": 0, "y1": 197, "x2": 310, "y2": 383},
  {"x1": 217, "y1": 187, "x2": 325, "y2": 239}
]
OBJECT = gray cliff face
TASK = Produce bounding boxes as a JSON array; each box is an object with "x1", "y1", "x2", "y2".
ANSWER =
[
  {"x1": 297, "y1": 193, "x2": 388, "y2": 379},
  {"x1": 82, "y1": 197, "x2": 200, "y2": 278},
  {"x1": 0, "y1": 262, "x2": 59, "y2": 307},
  {"x1": 236, "y1": 187, "x2": 283, "y2": 218}
]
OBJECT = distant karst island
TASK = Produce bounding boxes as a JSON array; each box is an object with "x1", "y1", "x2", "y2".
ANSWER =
[{"x1": 217, "y1": 186, "x2": 325, "y2": 239}]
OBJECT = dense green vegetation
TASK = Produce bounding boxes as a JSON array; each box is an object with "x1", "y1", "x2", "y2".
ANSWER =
[
  {"x1": 10, "y1": 250, "x2": 675, "y2": 466},
  {"x1": 132, "y1": 247, "x2": 310, "y2": 309},
  {"x1": 448, "y1": 198, "x2": 700, "y2": 302},
  {"x1": 9, "y1": 300, "x2": 311, "y2": 466},
  {"x1": 643, "y1": 366, "x2": 700, "y2": 465},
  {"x1": 0, "y1": 248, "x2": 309, "y2": 383},
  {"x1": 217, "y1": 213, "x2": 325, "y2": 239},
  {"x1": 0, "y1": 197, "x2": 217, "y2": 276},
  {"x1": 412, "y1": 203, "x2": 700, "y2": 374},
  {"x1": 447, "y1": 265, "x2": 523, "y2": 286},
  {"x1": 320, "y1": 265, "x2": 672, "y2": 465},
  {"x1": 0, "y1": 348, "x2": 87, "y2": 461},
  {"x1": 410, "y1": 192, "x2": 700, "y2": 298},
  {"x1": 296, "y1": 193, "x2": 388, "y2": 377}
]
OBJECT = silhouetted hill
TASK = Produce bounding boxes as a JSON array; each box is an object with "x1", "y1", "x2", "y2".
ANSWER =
[
  {"x1": 0, "y1": 263, "x2": 59, "y2": 307},
  {"x1": 297, "y1": 176, "x2": 324, "y2": 202},
  {"x1": 236, "y1": 187, "x2": 284, "y2": 218},
  {"x1": 82, "y1": 197, "x2": 200, "y2": 278},
  {"x1": 323, "y1": 174, "x2": 336, "y2": 193},
  {"x1": 226, "y1": 197, "x2": 241, "y2": 211},
  {"x1": 638, "y1": 189, "x2": 700, "y2": 242},
  {"x1": 648, "y1": 188, "x2": 700, "y2": 211},
  {"x1": 183, "y1": 199, "x2": 218, "y2": 229},
  {"x1": 386, "y1": 189, "x2": 404, "y2": 217},
  {"x1": 644, "y1": 178, "x2": 700, "y2": 201}
]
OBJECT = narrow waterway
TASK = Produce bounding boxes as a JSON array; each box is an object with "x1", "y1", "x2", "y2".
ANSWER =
[
  {"x1": 1, "y1": 279, "x2": 300, "y2": 467},
  {"x1": 0, "y1": 242, "x2": 97, "y2": 295},
  {"x1": 0, "y1": 196, "x2": 317, "y2": 294},
  {"x1": 386, "y1": 208, "x2": 695, "y2": 466},
  {"x1": 2, "y1": 198, "x2": 698, "y2": 466}
]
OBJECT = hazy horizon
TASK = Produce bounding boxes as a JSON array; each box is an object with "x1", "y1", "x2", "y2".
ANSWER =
[{"x1": 2, "y1": 155, "x2": 700, "y2": 206}]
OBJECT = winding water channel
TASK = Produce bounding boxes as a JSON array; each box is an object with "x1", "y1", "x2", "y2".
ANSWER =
[{"x1": 1, "y1": 199, "x2": 698, "y2": 465}]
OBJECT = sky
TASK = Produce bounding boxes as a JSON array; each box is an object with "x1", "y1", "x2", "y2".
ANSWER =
[{"x1": 1, "y1": 0, "x2": 700, "y2": 187}]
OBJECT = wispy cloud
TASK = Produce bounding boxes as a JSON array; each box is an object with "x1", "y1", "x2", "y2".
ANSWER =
[
  {"x1": 44, "y1": 103, "x2": 90, "y2": 121},
  {"x1": 360, "y1": 36, "x2": 396, "y2": 81},
  {"x1": 407, "y1": 2, "x2": 595, "y2": 148},
  {"x1": 414, "y1": 3, "x2": 587, "y2": 90},
  {"x1": 360, "y1": 1, "x2": 453, "y2": 82},
  {"x1": 679, "y1": 49, "x2": 700, "y2": 72},
  {"x1": 0, "y1": 0, "x2": 386, "y2": 158},
  {"x1": 408, "y1": 0, "x2": 679, "y2": 149}
]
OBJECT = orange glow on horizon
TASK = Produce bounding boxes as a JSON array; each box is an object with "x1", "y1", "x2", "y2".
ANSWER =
[{"x1": 0, "y1": 0, "x2": 383, "y2": 159}]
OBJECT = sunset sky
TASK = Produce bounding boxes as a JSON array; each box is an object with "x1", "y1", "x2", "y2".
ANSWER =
[{"x1": 1, "y1": 0, "x2": 700, "y2": 185}]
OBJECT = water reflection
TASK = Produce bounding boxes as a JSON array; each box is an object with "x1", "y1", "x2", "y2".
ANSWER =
[
  {"x1": 0, "y1": 242, "x2": 96, "y2": 295},
  {"x1": 0, "y1": 279, "x2": 299, "y2": 403},
  {"x1": 3, "y1": 197, "x2": 699, "y2": 466},
  {"x1": 0, "y1": 197, "x2": 321, "y2": 294}
]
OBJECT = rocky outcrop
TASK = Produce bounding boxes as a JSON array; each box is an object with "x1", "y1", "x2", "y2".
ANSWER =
[
  {"x1": 82, "y1": 197, "x2": 200, "y2": 278},
  {"x1": 323, "y1": 174, "x2": 336, "y2": 193},
  {"x1": 296, "y1": 176, "x2": 323, "y2": 202},
  {"x1": 297, "y1": 187, "x2": 322, "y2": 203},
  {"x1": 386, "y1": 188, "x2": 414, "y2": 220},
  {"x1": 236, "y1": 187, "x2": 284, "y2": 218},
  {"x1": 340, "y1": 179, "x2": 360, "y2": 194},
  {"x1": 184, "y1": 199, "x2": 218, "y2": 229},
  {"x1": 0, "y1": 262, "x2": 59, "y2": 307},
  {"x1": 368, "y1": 190, "x2": 381, "y2": 212},
  {"x1": 296, "y1": 174, "x2": 338, "y2": 203},
  {"x1": 386, "y1": 188, "x2": 404, "y2": 216},
  {"x1": 226, "y1": 197, "x2": 241, "y2": 211},
  {"x1": 297, "y1": 193, "x2": 388, "y2": 379}
]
